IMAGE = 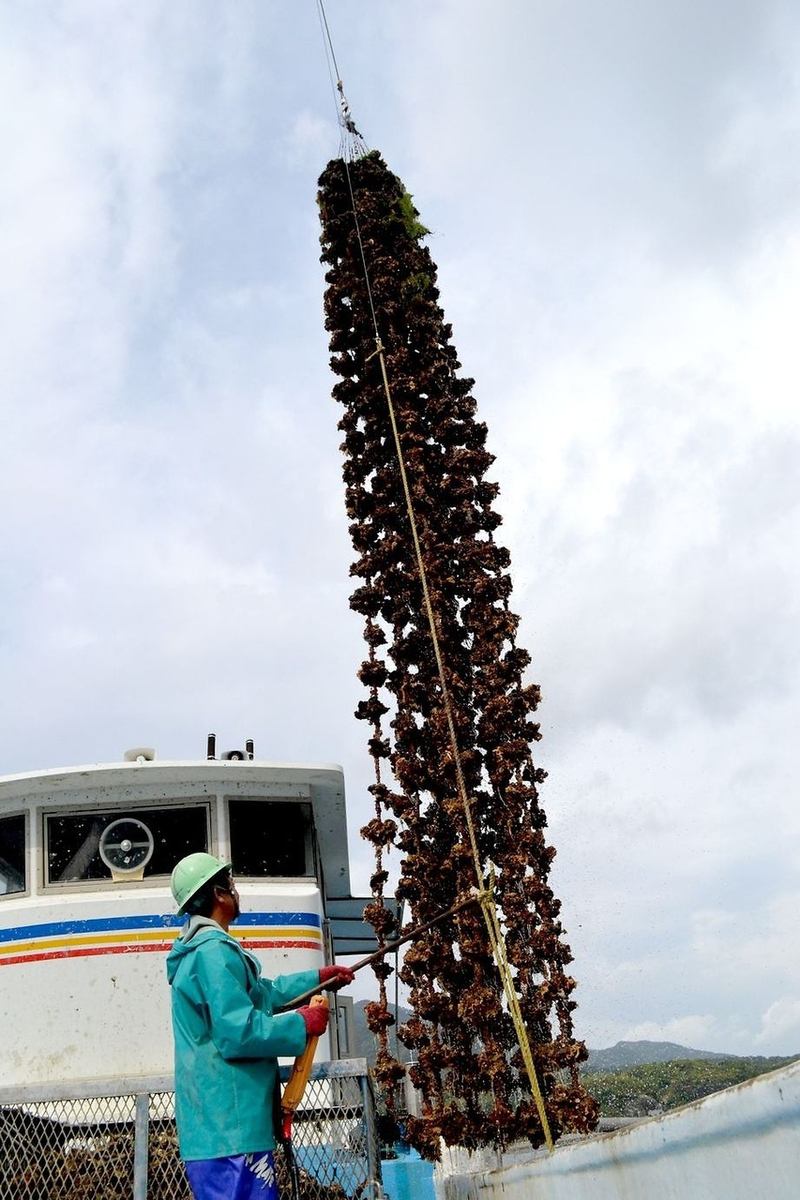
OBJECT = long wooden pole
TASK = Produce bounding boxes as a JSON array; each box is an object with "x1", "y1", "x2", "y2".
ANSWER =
[{"x1": 274, "y1": 894, "x2": 477, "y2": 1012}]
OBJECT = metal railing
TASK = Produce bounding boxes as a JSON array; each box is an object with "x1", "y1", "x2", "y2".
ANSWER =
[{"x1": 0, "y1": 1059, "x2": 383, "y2": 1200}]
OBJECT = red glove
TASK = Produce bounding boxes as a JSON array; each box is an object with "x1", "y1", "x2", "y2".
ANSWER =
[
  {"x1": 297, "y1": 1004, "x2": 329, "y2": 1038},
  {"x1": 319, "y1": 964, "x2": 356, "y2": 990}
]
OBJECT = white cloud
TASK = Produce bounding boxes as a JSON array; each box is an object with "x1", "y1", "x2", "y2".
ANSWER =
[
  {"x1": 623, "y1": 1015, "x2": 717, "y2": 1048},
  {"x1": 281, "y1": 110, "x2": 337, "y2": 169},
  {"x1": 757, "y1": 999, "x2": 800, "y2": 1048},
  {"x1": 1, "y1": 1, "x2": 799, "y2": 1060}
]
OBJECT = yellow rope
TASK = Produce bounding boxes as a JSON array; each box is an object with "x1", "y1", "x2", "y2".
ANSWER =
[
  {"x1": 374, "y1": 343, "x2": 555, "y2": 1153},
  {"x1": 329, "y1": 119, "x2": 555, "y2": 1147}
]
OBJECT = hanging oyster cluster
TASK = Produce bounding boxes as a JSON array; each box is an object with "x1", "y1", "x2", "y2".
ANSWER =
[{"x1": 318, "y1": 150, "x2": 597, "y2": 1158}]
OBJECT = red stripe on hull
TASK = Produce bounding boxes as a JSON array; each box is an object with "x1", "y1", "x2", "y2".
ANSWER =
[
  {"x1": 0, "y1": 944, "x2": 173, "y2": 966},
  {"x1": 239, "y1": 940, "x2": 321, "y2": 951}
]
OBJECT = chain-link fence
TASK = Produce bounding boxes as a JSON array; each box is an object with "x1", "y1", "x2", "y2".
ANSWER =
[{"x1": 0, "y1": 1060, "x2": 384, "y2": 1200}]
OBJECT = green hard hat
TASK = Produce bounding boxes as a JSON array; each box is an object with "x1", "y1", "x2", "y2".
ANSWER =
[{"x1": 171, "y1": 852, "x2": 231, "y2": 914}]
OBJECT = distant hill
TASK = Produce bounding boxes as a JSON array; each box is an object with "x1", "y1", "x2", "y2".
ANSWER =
[
  {"x1": 351, "y1": 999, "x2": 414, "y2": 1064},
  {"x1": 354, "y1": 1019, "x2": 747, "y2": 1073},
  {"x1": 584, "y1": 1055, "x2": 799, "y2": 1117},
  {"x1": 584, "y1": 1040, "x2": 738, "y2": 1073},
  {"x1": 351, "y1": 1008, "x2": 798, "y2": 1117}
]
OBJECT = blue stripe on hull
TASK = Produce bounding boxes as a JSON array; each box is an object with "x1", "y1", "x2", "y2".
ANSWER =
[{"x1": 0, "y1": 910, "x2": 322, "y2": 944}]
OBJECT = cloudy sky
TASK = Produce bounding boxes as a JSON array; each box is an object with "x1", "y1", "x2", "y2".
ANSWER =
[{"x1": 2, "y1": 1, "x2": 798, "y2": 1055}]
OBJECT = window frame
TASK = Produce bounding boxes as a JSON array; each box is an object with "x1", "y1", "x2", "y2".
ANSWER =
[
  {"x1": 226, "y1": 796, "x2": 316, "y2": 881},
  {"x1": 40, "y1": 797, "x2": 214, "y2": 893},
  {"x1": 0, "y1": 809, "x2": 29, "y2": 901}
]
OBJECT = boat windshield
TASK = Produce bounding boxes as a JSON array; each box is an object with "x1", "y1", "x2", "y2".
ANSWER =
[
  {"x1": 229, "y1": 800, "x2": 313, "y2": 877},
  {"x1": 45, "y1": 804, "x2": 210, "y2": 884},
  {"x1": 0, "y1": 814, "x2": 25, "y2": 896}
]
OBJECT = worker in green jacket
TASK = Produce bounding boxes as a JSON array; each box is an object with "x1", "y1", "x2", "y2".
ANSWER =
[{"x1": 167, "y1": 852, "x2": 354, "y2": 1200}]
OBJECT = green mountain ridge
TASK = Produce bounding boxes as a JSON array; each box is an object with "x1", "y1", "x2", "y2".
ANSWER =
[
  {"x1": 351, "y1": 1002, "x2": 796, "y2": 1071},
  {"x1": 350, "y1": 1002, "x2": 798, "y2": 1117},
  {"x1": 584, "y1": 1039, "x2": 738, "y2": 1073},
  {"x1": 584, "y1": 1054, "x2": 798, "y2": 1116}
]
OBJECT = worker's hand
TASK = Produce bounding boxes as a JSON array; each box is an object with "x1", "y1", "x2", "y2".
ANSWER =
[
  {"x1": 319, "y1": 964, "x2": 356, "y2": 991},
  {"x1": 298, "y1": 1004, "x2": 329, "y2": 1038}
]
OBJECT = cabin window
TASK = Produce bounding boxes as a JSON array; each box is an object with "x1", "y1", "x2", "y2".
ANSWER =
[
  {"x1": 0, "y1": 814, "x2": 26, "y2": 896},
  {"x1": 229, "y1": 800, "x2": 312, "y2": 877},
  {"x1": 45, "y1": 804, "x2": 209, "y2": 884}
]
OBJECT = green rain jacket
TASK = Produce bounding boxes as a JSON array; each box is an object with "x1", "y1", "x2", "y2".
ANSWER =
[{"x1": 166, "y1": 917, "x2": 318, "y2": 1161}]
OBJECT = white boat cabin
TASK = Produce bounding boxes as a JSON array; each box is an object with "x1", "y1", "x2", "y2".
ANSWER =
[{"x1": 0, "y1": 740, "x2": 384, "y2": 1087}]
